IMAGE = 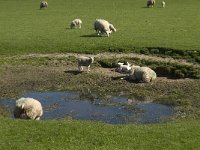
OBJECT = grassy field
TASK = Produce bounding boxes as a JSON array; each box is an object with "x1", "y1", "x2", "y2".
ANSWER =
[
  {"x1": 0, "y1": 118, "x2": 200, "y2": 150},
  {"x1": 1, "y1": 0, "x2": 200, "y2": 149},
  {"x1": 0, "y1": 0, "x2": 200, "y2": 55}
]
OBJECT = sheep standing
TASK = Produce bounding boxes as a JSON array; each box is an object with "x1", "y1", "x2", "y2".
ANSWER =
[
  {"x1": 147, "y1": 0, "x2": 155, "y2": 8},
  {"x1": 40, "y1": 1, "x2": 48, "y2": 9},
  {"x1": 14, "y1": 97, "x2": 43, "y2": 120},
  {"x1": 70, "y1": 19, "x2": 82, "y2": 29},
  {"x1": 94, "y1": 19, "x2": 116, "y2": 37},
  {"x1": 116, "y1": 62, "x2": 132, "y2": 73},
  {"x1": 128, "y1": 66, "x2": 156, "y2": 83},
  {"x1": 161, "y1": 1, "x2": 165, "y2": 8},
  {"x1": 77, "y1": 56, "x2": 94, "y2": 72}
]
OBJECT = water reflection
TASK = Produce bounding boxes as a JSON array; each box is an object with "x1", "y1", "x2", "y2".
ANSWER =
[{"x1": 0, "y1": 91, "x2": 174, "y2": 124}]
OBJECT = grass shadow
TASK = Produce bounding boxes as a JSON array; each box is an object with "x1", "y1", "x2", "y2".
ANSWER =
[{"x1": 64, "y1": 70, "x2": 81, "y2": 75}]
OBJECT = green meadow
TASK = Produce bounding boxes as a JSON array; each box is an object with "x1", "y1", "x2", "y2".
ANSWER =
[
  {"x1": 0, "y1": 0, "x2": 200, "y2": 55},
  {"x1": 0, "y1": 0, "x2": 200, "y2": 149},
  {"x1": 0, "y1": 118, "x2": 200, "y2": 150}
]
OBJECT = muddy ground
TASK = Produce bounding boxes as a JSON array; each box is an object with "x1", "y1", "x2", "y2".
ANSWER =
[{"x1": 0, "y1": 53, "x2": 200, "y2": 119}]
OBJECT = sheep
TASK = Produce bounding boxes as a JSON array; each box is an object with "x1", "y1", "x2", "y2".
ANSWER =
[
  {"x1": 147, "y1": 0, "x2": 155, "y2": 8},
  {"x1": 70, "y1": 19, "x2": 82, "y2": 29},
  {"x1": 13, "y1": 97, "x2": 43, "y2": 120},
  {"x1": 77, "y1": 56, "x2": 94, "y2": 72},
  {"x1": 161, "y1": 1, "x2": 165, "y2": 8},
  {"x1": 94, "y1": 19, "x2": 116, "y2": 37},
  {"x1": 40, "y1": 1, "x2": 48, "y2": 9},
  {"x1": 115, "y1": 62, "x2": 132, "y2": 73},
  {"x1": 128, "y1": 66, "x2": 156, "y2": 83}
]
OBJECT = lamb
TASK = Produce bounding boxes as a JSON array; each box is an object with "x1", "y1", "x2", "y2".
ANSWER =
[
  {"x1": 13, "y1": 97, "x2": 43, "y2": 120},
  {"x1": 128, "y1": 66, "x2": 156, "y2": 83},
  {"x1": 70, "y1": 19, "x2": 82, "y2": 29},
  {"x1": 161, "y1": 1, "x2": 165, "y2": 8},
  {"x1": 77, "y1": 56, "x2": 94, "y2": 72},
  {"x1": 94, "y1": 19, "x2": 116, "y2": 37},
  {"x1": 40, "y1": 1, "x2": 48, "y2": 9},
  {"x1": 147, "y1": 0, "x2": 155, "y2": 8},
  {"x1": 116, "y1": 62, "x2": 132, "y2": 73}
]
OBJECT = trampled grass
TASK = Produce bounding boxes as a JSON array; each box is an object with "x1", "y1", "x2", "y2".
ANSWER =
[
  {"x1": 0, "y1": 0, "x2": 200, "y2": 55},
  {"x1": 0, "y1": 118, "x2": 200, "y2": 150}
]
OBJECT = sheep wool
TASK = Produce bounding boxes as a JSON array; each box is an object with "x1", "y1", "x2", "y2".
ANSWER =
[
  {"x1": 147, "y1": 0, "x2": 155, "y2": 8},
  {"x1": 94, "y1": 19, "x2": 116, "y2": 37},
  {"x1": 14, "y1": 97, "x2": 43, "y2": 120},
  {"x1": 70, "y1": 19, "x2": 82, "y2": 29},
  {"x1": 40, "y1": 1, "x2": 48, "y2": 9},
  {"x1": 129, "y1": 66, "x2": 156, "y2": 83},
  {"x1": 77, "y1": 56, "x2": 94, "y2": 72},
  {"x1": 116, "y1": 62, "x2": 131, "y2": 73}
]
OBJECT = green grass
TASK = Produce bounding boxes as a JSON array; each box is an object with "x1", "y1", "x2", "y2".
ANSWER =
[
  {"x1": 0, "y1": 118, "x2": 200, "y2": 150},
  {"x1": 0, "y1": 0, "x2": 200, "y2": 55}
]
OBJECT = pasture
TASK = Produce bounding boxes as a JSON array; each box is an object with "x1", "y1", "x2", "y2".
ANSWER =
[
  {"x1": 0, "y1": 0, "x2": 200, "y2": 149},
  {"x1": 0, "y1": 0, "x2": 200, "y2": 55}
]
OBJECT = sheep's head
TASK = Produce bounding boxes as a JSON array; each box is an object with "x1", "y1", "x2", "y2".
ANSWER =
[
  {"x1": 109, "y1": 24, "x2": 116, "y2": 32},
  {"x1": 16, "y1": 98, "x2": 27, "y2": 109}
]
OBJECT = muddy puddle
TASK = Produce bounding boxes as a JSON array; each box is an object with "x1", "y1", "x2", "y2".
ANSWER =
[{"x1": 0, "y1": 91, "x2": 174, "y2": 124}]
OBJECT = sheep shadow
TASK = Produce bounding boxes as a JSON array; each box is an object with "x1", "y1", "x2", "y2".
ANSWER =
[
  {"x1": 141, "y1": 6, "x2": 149, "y2": 8},
  {"x1": 65, "y1": 27, "x2": 72, "y2": 30},
  {"x1": 111, "y1": 76, "x2": 144, "y2": 84},
  {"x1": 64, "y1": 70, "x2": 81, "y2": 75},
  {"x1": 80, "y1": 34, "x2": 101, "y2": 38}
]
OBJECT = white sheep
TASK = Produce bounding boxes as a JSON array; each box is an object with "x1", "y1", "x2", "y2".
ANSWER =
[
  {"x1": 161, "y1": 1, "x2": 165, "y2": 8},
  {"x1": 70, "y1": 19, "x2": 82, "y2": 29},
  {"x1": 128, "y1": 66, "x2": 156, "y2": 83},
  {"x1": 147, "y1": 0, "x2": 155, "y2": 8},
  {"x1": 40, "y1": 1, "x2": 48, "y2": 9},
  {"x1": 13, "y1": 97, "x2": 43, "y2": 120},
  {"x1": 94, "y1": 19, "x2": 116, "y2": 37},
  {"x1": 116, "y1": 62, "x2": 132, "y2": 73},
  {"x1": 77, "y1": 56, "x2": 94, "y2": 72}
]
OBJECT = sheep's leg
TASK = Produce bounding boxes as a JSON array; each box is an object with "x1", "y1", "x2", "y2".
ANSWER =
[
  {"x1": 97, "y1": 30, "x2": 101, "y2": 35},
  {"x1": 87, "y1": 65, "x2": 91, "y2": 73},
  {"x1": 80, "y1": 66, "x2": 83, "y2": 71},
  {"x1": 78, "y1": 65, "x2": 83, "y2": 72}
]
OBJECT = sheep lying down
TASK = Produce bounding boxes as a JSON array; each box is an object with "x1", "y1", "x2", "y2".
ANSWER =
[
  {"x1": 115, "y1": 62, "x2": 131, "y2": 73},
  {"x1": 14, "y1": 97, "x2": 43, "y2": 120},
  {"x1": 77, "y1": 56, "x2": 94, "y2": 72},
  {"x1": 128, "y1": 66, "x2": 157, "y2": 83}
]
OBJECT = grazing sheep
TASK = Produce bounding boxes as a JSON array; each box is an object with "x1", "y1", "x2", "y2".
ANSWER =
[
  {"x1": 14, "y1": 97, "x2": 43, "y2": 120},
  {"x1": 147, "y1": 0, "x2": 155, "y2": 8},
  {"x1": 77, "y1": 56, "x2": 94, "y2": 72},
  {"x1": 128, "y1": 66, "x2": 156, "y2": 83},
  {"x1": 161, "y1": 1, "x2": 165, "y2": 8},
  {"x1": 94, "y1": 19, "x2": 116, "y2": 37},
  {"x1": 40, "y1": 1, "x2": 48, "y2": 9},
  {"x1": 116, "y1": 62, "x2": 132, "y2": 73},
  {"x1": 70, "y1": 19, "x2": 82, "y2": 29}
]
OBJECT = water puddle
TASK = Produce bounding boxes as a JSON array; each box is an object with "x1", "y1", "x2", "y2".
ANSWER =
[{"x1": 0, "y1": 91, "x2": 174, "y2": 124}]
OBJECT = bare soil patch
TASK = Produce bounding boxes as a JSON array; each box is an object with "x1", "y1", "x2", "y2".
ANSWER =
[{"x1": 0, "y1": 53, "x2": 200, "y2": 119}]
